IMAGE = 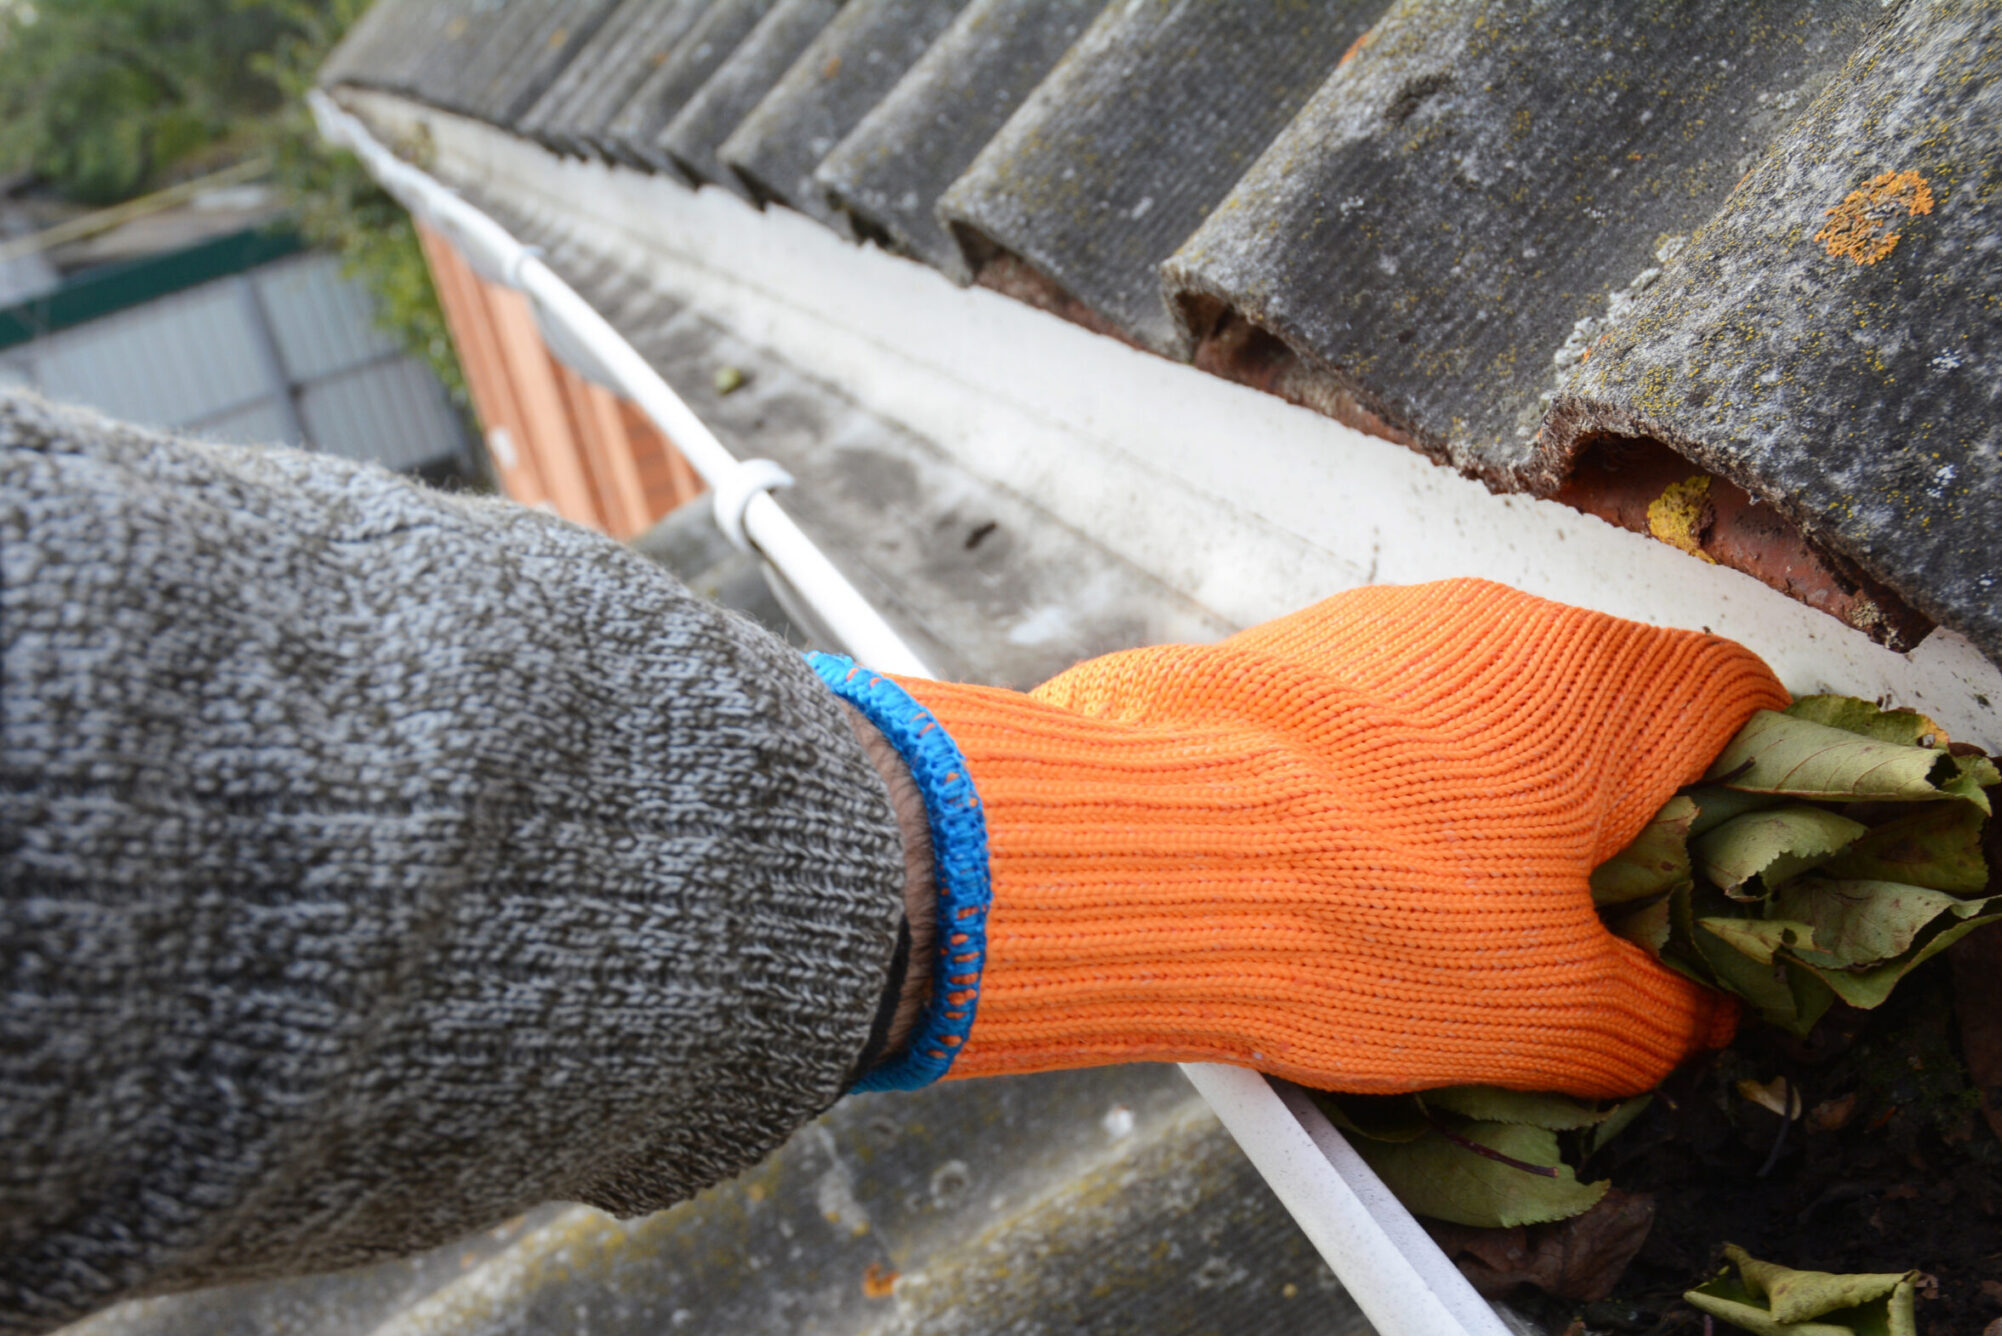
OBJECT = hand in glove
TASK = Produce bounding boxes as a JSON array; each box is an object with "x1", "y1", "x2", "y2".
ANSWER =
[{"x1": 820, "y1": 579, "x2": 1787, "y2": 1099}]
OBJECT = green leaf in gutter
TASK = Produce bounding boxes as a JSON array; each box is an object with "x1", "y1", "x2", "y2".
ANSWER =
[
  {"x1": 1686, "y1": 785, "x2": 1788, "y2": 837},
  {"x1": 1608, "y1": 896, "x2": 1672, "y2": 954},
  {"x1": 1592, "y1": 795, "x2": 1698, "y2": 905},
  {"x1": 1684, "y1": 1243, "x2": 1916, "y2": 1336},
  {"x1": 1942, "y1": 752, "x2": 1999, "y2": 815},
  {"x1": 1783, "y1": 961, "x2": 1840, "y2": 1037},
  {"x1": 1786, "y1": 695, "x2": 1947, "y2": 749},
  {"x1": 1693, "y1": 937, "x2": 1840, "y2": 1035},
  {"x1": 1308, "y1": 1087, "x2": 1635, "y2": 1230},
  {"x1": 1792, "y1": 912, "x2": 2002, "y2": 1010},
  {"x1": 1694, "y1": 917, "x2": 1815, "y2": 967},
  {"x1": 1583, "y1": 1095, "x2": 1651, "y2": 1158},
  {"x1": 1658, "y1": 882, "x2": 1714, "y2": 986},
  {"x1": 1692, "y1": 919, "x2": 1804, "y2": 1032},
  {"x1": 1694, "y1": 924, "x2": 1844, "y2": 1033},
  {"x1": 1593, "y1": 695, "x2": 1993, "y2": 1044},
  {"x1": 1345, "y1": 1121, "x2": 1609, "y2": 1228},
  {"x1": 1818, "y1": 802, "x2": 1989, "y2": 892},
  {"x1": 1768, "y1": 880, "x2": 1988, "y2": 968},
  {"x1": 1419, "y1": 1086, "x2": 1614, "y2": 1130},
  {"x1": 1706, "y1": 711, "x2": 1967, "y2": 805},
  {"x1": 1313, "y1": 1092, "x2": 1430, "y2": 1143},
  {"x1": 1693, "y1": 805, "x2": 1868, "y2": 900}
]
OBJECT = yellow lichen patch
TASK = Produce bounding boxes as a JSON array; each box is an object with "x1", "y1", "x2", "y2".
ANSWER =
[
  {"x1": 1813, "y1": 169, "x2": 1935, "y2": 266},
  {"x1": 1647, "y1": 475, "x2": 1719, "y2": 564}
]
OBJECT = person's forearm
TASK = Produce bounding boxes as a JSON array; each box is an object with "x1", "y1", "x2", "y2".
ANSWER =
[
  {"x1": 841, "y1": 704, "x2": 937, "y2": 1054},
  {"x1": 0, "y1": 390, "x2": 908, "y2": 1333}
]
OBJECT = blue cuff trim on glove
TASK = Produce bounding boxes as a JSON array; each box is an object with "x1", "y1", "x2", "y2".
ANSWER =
[{"x1": 810, "y1": 652, "x2": 991, "y2": 1092}]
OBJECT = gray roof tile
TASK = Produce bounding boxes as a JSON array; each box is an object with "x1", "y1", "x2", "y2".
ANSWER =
[
  {"x1": 600, "y1": 0, "x2": 785, "y2": 169},
  {"x1": 658, "y1": 0, "x2": 846, "y2": 197},
  {"x1": 322, "y1": 0, "x2": 488, "y2": 104},
  {"x1": 1545, "y1": 0, "x2": 2002, "y2": 664},
  {"x1": 719, "y1": 0, "x2": 975, "y2": 229},
  {"x1": 449, "y1": 0, "x2": 621, "y2": 126},
  {"x1": 1163, "y1": 0, "x2": 1879, "y2": 481},
  {"x1": 938, "y1": 0, "x2": 1386, "y2": 356},
  {"x1": 517, "y1": 0, "x2": 712, "y2": 157},
  {"x1": 815, "y1": 0, "x2": 1105, "y2": 281}
]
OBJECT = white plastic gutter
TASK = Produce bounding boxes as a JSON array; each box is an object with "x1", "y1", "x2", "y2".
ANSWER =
[
  {"x1": 308, "y1": 92, "x2": 927, "y2": 679},
  {"x1": 309, "y1": 88, "x2": 1513, "y2": 1336}
]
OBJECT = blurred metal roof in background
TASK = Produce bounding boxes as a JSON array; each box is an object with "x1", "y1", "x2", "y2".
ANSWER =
[{"x1": 1, "y1": 250, "x2": 472, "y2": 478}]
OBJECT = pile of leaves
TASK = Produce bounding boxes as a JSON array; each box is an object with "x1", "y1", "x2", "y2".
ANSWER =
[
  {"x1": 1593, "y1": 697, "x2": 1999, "y2": 1035},
  {"x1": 1311, "y1": 697, "x2": 2000, "y2": 1333}
]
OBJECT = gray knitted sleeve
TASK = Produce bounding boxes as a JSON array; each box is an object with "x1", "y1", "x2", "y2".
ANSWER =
[{"x1": 0, "y1": 390, "x2": 907, "y2": 1334}]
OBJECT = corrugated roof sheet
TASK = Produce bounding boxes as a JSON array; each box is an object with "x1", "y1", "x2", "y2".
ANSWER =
[
  {"x1": 719, "y1": 0, "x2": 974, "y2": 226},
  {"x1": 317, "y1": 0, "x2": 481, "y2": 96},
  {"x1": 517, "y1": 0, "x2": 711, "y2": 157},
  {"x1": 4, "y1": 252, "x2": 466, "y2": 472},
  {"x1": 1164, "y1": 0, "x2": 1880, "y2": 480},
  {"x1": 438, "y1": 0, "x2": 571, "y2": 120},
  {"x1": 1545, "y1": 0, "x2": 2002, "y2": 663},
  {"x1": 815, "y1": 0, "x2": 1103, "y2": 280},
  {"x1": 320, "y1": 0, "x2": 2002, "y2": 667},
  {"x1": 600, "y1": 0, "x2": 783, "y2": 168},
  {"x1": 659, "y1": 0, "x2": 845, "y2": 196},
  {"x1": 940, "y1": 0, "x2": 1386, "y2": 356}
]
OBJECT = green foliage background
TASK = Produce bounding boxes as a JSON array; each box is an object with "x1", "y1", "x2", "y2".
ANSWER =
[{"x1": 0, "y1": 0, "x2": 467, "y2": 408}]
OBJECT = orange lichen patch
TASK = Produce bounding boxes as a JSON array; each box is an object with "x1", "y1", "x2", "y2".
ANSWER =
[
  {"x1": 1814, "y1": 169, "x2": 1934, "y2": 266},
  {"x1": 1645, "y1": 475, "x2": 1719, "y2": 564},
  {"x1": 1338, "y1": 28, "x2": 1375, "y2": 67},
  {"x1": 861, "y1": 1263, "x2": 899, "y2": 1299}
]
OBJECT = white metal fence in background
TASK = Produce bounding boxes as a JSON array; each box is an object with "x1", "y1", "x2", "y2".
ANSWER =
[{"x1": 0, "y1": 251, "x2": 471, "y2": 477}]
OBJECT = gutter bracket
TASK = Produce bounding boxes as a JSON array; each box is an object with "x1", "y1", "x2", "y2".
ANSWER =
[{"x1": 712, "y1": 459, "x2": 797, "y2": 555}]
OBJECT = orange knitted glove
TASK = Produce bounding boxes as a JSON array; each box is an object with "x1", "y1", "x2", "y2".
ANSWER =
[{"x1": 891, "y1": 580, "x2": 1787, "y2": 1098}]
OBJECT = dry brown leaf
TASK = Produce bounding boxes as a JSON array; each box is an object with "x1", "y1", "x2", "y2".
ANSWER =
[
  {"x1": 1736, "y1": 1076, "x2": 1802, "y2": 1120},
  {"x1": 1424, "y1": 1189, "x2": 1655, "y2": 1301},
  {"x1": 1807, "y1": 1093, "x2": 1857, "y2": 1133}
]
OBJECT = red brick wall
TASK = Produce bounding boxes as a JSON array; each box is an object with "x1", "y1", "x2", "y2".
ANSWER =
[{"x1": 417, "y1": 223, "x2": 704, "y2": 537}]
